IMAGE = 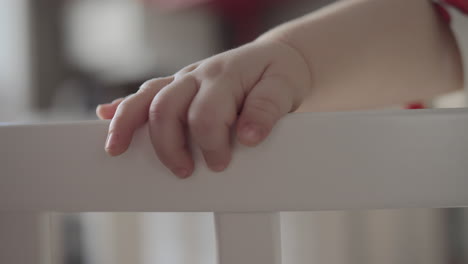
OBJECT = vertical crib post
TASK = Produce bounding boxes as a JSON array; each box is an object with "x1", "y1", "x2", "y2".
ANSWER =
[
  {"x1": 0, "y1": 213, "x2": 52, "y2": 264},
  {"x1": 215, "y1": 212, "x2": 282, "y2": 264}
]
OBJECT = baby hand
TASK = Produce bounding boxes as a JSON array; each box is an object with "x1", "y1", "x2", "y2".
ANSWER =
[{"x1": 97, "y1": 40, "x2": 311, "y2": 178}]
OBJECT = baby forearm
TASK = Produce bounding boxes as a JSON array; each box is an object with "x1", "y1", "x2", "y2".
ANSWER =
[{"x1": 258, "y1": 0, "x2": 463, "y2": 111}]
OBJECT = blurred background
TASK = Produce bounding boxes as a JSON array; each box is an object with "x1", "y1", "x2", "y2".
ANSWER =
[
  {"x1": 1, "y1": 0, "x2": 468, "y2": 263},
  {"x1": 0, "y1": 0, "x2": 338, "y2": 122}
]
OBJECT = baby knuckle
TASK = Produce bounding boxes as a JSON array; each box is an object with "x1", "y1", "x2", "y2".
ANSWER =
[
  {"x1": 139, "y1": 79, "x2": 160, "y2": 91},
  {"x1": 139, "y1": 77, "x2": 173, "y2": 92},
  {"x1": 188, "y1": 107, "x2": 216, "y2": 134},
  {"x1": 179, "y1": 63, "x2": 199, "y2": 75},
  {"x1": 199, "y1": 60, "x2": 226, "y2": 79},
  {"x1": 148, "y1": 99, "x2": 169, "y2": 123},
  {"x1": 113, "y1": 97, "x2": 133, "y2": 114},
  {"x1": 248, "y1": 96, "x2": 282, "y2": 119}
]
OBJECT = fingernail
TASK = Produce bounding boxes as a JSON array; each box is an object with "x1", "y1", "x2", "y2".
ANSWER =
[
  {"x1": 242, "y1": 124, "x2": 262, "y2": 143},
  {"x1": 174, "y1": 168, "x2": 190, "y2": 178},
  {"x1": 105, "y1": 133, "x2": 117, "y2": 153},
  {"x1": 211, "y1": 163, "x2": 227, "y2": 172}
]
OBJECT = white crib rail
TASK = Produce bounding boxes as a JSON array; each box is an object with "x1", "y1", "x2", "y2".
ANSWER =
[{"x1": 2, "y1": 109, "x2": 468, "y2": 264}]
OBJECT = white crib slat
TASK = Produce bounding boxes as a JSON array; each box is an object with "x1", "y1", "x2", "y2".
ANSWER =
[
  {"x1": 2, "y1": 109, "x2": 468, "y2": 212},
  {"x1": 0, "y1": 213, "x2": 48, "y2": 264},
  {"x1": 215, "y1": 213, "x2": 282, "y2": 264}
]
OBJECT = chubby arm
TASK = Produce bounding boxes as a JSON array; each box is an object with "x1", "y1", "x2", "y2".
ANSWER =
[{"x1": 258, "y1": 0, "x2": 464, "y2": 111}]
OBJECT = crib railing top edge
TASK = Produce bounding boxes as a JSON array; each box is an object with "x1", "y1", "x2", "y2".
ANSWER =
[{"x1": 2, "y1": 109, "x2": 468, "y2": 212}]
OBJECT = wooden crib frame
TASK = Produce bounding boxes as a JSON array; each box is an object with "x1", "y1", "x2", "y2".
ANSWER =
[{"x1": 2, "y1": 109, "x2": 468, "y2": 264}]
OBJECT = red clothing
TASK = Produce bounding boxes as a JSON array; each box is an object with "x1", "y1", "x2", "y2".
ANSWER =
[
  {"x1": 407, "y1": 0, "x2": 467, "y2": 109},
  {"x1": 435, "y1": 0, "x2": 468, "y2": 23},
  {"x1": 442, "y1": 0, "x2": 468, "y2": 14}
]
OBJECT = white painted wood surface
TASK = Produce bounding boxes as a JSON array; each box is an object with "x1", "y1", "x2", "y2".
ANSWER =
[
  {"x1": 215, "y1": 213, "x2": 281, "y2": 264},
  {"x1": 0, "y1": 213, "x2": 51, "y2": 264},
  {"x1": 1, "y1": 109, "x2": 468, "y2": 264},
  {"x1": 1, "y1": 109, "x2": 468, "y2": 212}
]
